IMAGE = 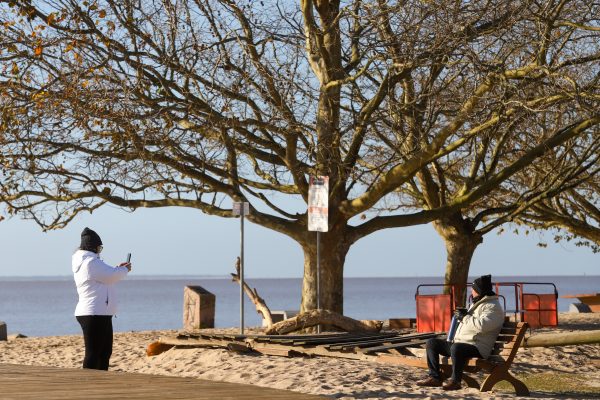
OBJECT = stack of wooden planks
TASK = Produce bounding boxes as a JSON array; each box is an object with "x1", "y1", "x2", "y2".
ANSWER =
[{"x1": 157, "y1": 330, "x2": 444, "y2": 359}]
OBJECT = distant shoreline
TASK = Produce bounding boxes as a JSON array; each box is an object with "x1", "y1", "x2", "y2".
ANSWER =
[{"x1": 1, "y1": 274, "x2": 598, "y2": 281}]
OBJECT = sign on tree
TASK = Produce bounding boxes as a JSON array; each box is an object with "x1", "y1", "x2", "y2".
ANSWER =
[{"x1": 308, "y1": 176, "x2": 329, "y2": 232}]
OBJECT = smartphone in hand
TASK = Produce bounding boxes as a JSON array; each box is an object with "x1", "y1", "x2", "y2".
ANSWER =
[{"x1": 126, "y1": 253, "x2": 132, "y2": 263}]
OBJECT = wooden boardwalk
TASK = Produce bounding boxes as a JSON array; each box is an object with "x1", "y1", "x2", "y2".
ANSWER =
[{"x1": 0, "y1": 363, "x2": 325, "y2": 400}]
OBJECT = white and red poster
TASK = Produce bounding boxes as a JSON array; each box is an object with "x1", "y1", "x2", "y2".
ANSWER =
[{"x1": 308, "y1": 176, "x2": 329, "y2": 232}]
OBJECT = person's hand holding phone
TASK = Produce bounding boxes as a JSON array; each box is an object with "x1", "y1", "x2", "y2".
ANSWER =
[{"x1": 118, "y1": 253, "x2": 132, "y2": 272}]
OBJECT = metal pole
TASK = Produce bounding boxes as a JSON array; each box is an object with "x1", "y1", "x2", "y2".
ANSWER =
[
  {"x1": 240, "y1": 210, "x2": 245, "y2": 335},
  {"x1": 317, "y1": 230, "x2": 321, "y2": 334}
]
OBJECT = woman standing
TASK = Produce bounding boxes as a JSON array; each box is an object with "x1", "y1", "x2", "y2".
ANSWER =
[{"x1": 72, "y1": 227, "x2": 131, "y2": 370}]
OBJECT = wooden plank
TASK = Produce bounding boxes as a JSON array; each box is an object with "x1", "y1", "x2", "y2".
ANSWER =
[
  {"x1": 0, "y1": 363, "x2": 324, "y2": 400},
  {"x1": 177, "y1": 331, "x2": 408, "y2": 349},
  {"x1": 178, "y1": 333, "x2": 248, "y2": 342},
  {"x1": 286, "y1": 332, "x2": 397, "y2": 346},
  {"x1": 241, "y1": 333, "x2": 351, "y2": 340},
  {"x1": 183, "y1": 332, "x2": 387, "y2": 346},
  {"x1": 251, "y1": 346, "x2": 293, "y2": 357},
  {"x1": 182, "y1": 333, "x2": 247, "y2": 341},
  {"x1": 244, "y1": 333, "x2": 374, "y2": 346},
  {"x1": 159, "y1": 336, "x2": 233, "y2": 348},
  {"x1": 500, "y1": 341, "x2": 518, "y2": 349},
  {"x1": 326, "y1": 332, "x2": 440, "y2": 351},
  {"x1": 162, "y1": 332, "x2": 404, "y2": 357},
  {"x1": 499, "y1": 331, "x2": 517, "y2": 338},
  {"x1": 184, "y1": 332, "x2": 359, "y2": 341},
  {"x1": 249, "y1": 333, "x2": 352, "y2": 340},
  {"x1": 500, "y1": 349, "x2": 513, "y2": 357},
  {"x1": 249, "y1": 341, "x2": 367, "y2": 360},
  {"x1": 503, "y1": 322, "x2": 528, "y2": 365},
  {"x1": 360, "y1": 339, "x2": 429, "y2": 354}
]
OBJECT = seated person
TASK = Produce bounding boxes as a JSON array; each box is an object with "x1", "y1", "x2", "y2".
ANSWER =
[{"x1": 416, "y1": 274, "x2": 505, "y2": 391}]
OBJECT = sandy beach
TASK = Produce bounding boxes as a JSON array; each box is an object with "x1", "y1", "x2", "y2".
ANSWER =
[{"x1": 1, "y1": 312, "x2": 599, "y2": 399}]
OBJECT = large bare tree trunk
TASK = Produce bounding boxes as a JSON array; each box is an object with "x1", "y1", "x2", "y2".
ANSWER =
[
  {"x1": 299, "y1": 229, "x2": 351, "y2": 315},
  {"x1": 296, "y1": 1, "x2": 348, "y2": 318},
  {"x1": 434, "y1": 214, "x2": 483, "y2": 306}
]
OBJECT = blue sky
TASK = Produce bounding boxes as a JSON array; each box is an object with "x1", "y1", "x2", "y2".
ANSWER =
[{"x1": 0, "y1": 205, "x2": 597, "y2": 278}]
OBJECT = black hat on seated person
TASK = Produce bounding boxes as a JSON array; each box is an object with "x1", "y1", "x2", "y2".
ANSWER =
[
  {"x1": 80, "y1": 227, "x2": 102, "y2": 252},
  {"x1": 473, "y1": 274, "x2": 493, "y2": 296}
]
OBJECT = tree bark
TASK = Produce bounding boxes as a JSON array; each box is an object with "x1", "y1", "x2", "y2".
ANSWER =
[
  {"x1": 299, "y1": 229, "x2": 351, "y2": 315},
  {"x1": 265, "y1": 309, "x2": 382, "y2": 335},
  {"x1": 434, "y1": 214, "x2": 483, "y2": 306}
]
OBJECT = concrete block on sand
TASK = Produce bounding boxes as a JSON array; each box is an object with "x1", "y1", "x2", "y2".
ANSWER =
[{"x1": 183, "y1": 286, "x2": 216, "y2": 329}]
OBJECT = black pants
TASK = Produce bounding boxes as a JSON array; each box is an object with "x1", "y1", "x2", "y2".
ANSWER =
[
  {"x1": 425, "y1": 338, "x2": 482, "y2": 383},
  {"x1": 76, "y1": 315, "x2": 113, "y2": 370}
]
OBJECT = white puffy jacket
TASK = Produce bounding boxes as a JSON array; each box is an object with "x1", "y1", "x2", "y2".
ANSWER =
[
  {"x1": 453, "y1": 295, "x2": 505, "y2": 358},
  {"x1": 72, "y1": 250, "x2": 129, "y2": 316}
]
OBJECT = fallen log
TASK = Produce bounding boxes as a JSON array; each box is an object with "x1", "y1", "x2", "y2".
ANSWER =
[
  {"x1": 524, "y1": 329, "x2": 600, "y2": 348},
  {"x1": 265, "y1": 309, "x2": 383, "y2": 335}
]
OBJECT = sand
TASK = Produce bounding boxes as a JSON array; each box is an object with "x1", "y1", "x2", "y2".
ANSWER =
[{"x1": 1, "y1": 312, "x2": 599, "y2": 399}]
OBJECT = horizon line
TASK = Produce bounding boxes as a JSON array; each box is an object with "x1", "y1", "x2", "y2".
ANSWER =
[{"x1": 0, "y1": 273, "x2": 598, "y2": 280}]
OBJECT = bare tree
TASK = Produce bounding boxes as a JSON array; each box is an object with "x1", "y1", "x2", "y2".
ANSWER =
[
  {"x1": 1, "y1": 1, "x2": 599, "y2": 313},
  {"x1": 379, "y1": 107, "x2": 600, "y2": 301},
  {"x1": 357, "y1": 0, "x2": 600, "y2": 301},
  {"x1": 517, "y1": 186, "x2": 600, "y2": 253}
]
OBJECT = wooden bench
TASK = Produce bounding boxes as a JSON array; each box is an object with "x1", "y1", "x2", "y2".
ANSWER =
[{"x1": 377, "y1": 320, "x2": 530, "y2": 396}]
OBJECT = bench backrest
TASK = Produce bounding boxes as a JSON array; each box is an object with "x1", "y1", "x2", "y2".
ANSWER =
[{"x1": 492, "y1": 321, "x2": 528, "y2": 365}]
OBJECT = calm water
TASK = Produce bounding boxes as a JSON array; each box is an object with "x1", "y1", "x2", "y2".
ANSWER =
[{"x1": 0, "y1": 275, "x2": 598, "y2": 336}]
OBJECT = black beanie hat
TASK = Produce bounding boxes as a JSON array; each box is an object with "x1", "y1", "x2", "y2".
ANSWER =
[
  {"x1": 80, "y1": 227, "x2": 103, "y2": 252},
  {"x1": 472, "y1": 274, "x2": 493, "y2": 295}
]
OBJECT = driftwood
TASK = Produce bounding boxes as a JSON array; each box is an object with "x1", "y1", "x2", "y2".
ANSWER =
[
  {"x1": 265, "y1": 309, "x2": 383, "y2": 335},
  {"x1": 524, "y1": 329, "x2": 600, "y2": 347},
  {"x1": 231, "y1": 257, "x2": 274, "y2": 327}
]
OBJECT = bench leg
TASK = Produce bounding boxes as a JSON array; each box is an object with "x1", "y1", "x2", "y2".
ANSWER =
[
  {"x1": 462, "y1": 373, "x2": 480, "y2": 390},
  {"x1": 480, "y1": 368, "x2": 530, "y2": 396}
]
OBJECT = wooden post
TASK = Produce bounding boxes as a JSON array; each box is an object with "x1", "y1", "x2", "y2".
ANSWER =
[
  {"x1": 183, "y1": 286, "x2": 215, "y2": 330},
  {"x1": 0, "y1": 321, "x2": 7, "y2": 341}
]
